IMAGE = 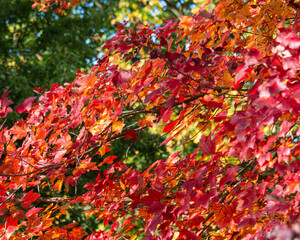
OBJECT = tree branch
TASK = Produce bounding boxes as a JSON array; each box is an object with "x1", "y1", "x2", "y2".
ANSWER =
[{"x1": 164, "y1": 0, "x2": 184, "y2": 18}]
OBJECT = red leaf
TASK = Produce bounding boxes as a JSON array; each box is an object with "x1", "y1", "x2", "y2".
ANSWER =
[
  {"x1": 199, "y1": 134, "x2": 215, "y2": 155},
  {"x1": 179, "y1": 229, "x2": 198, "y2": 240},
  {"x1": 1, "y1": 89, "x2": 11, "y2": 99},
  {"x1": 238, "y1": 216, "x2": 256, "y2": 230},
  {"x1": 245, "y1": 48, "x2": 261, "y2": 66},
  {"x1": 61, "y1": 2, "x2": 70, "y2": 8},
  {"x1": 166, "y1": 52, "x2": 186, "y2": 65},
  {"x1": 234, "y1": 65, "x2": 252, "y2": 88},
  {"x1": 146, "y1": 211, "x2": 163, "y2": 236},
  {"x1": 220, "y1": 166, "x2": 239, "y2": 188},
  {"x1": 148, "y1": 201, "x2": 165, "y2": 213},
  {"x1": 22, "y1": 190, "x2": 40, "y2": 209},
  {"x1": 112, "y1": 72, "x2": 122, "y2": 88},
  {"x1": 293, "y1": 20, "x2": 300, "y2": 32},
  {"x1": 16, "y1": 97, "x2": 36, "y2": 113},
  {"x1": 0, "y1": 89, "x2": 13, "y2": 118},
  {"x1": 33, "y1": 87, "x2": 45, "y2": 94},
  {"x1": 125, "y1": 129, "x2": 138, "y2": 142},
  {"x1": 163, "y1": 119, "x2": 179, "y2": 133},
  {"x1": 214, "y1": 111, "x2": 227, "y2": 122},
  {"x1": 160, "y1": 37, "x2": 168, "y2": 47},
  {"x1": 26, "y1": 207, "x2": 43, "y2": 218},
  {"x1": 119, "y1": 69, "x2": 132, "y2": 82},
  {"x1": 112, "y1": 70, "x2": 132, "y2": 87},
  {"x1": 141, "y1": 189, "x2": 162, "y2": 206},
  {"x1": 130, "y1": 182, "x2": 140, "y2": 195},
  {"x1": 276, "y1": 28, "x2": 300, "y2": 49},
  {"x1": 0, "y1": 185, "x2": 5, "y2": 202},
  {"x1": 66, "y1": 176, "x2": 76, "y2": 186}
]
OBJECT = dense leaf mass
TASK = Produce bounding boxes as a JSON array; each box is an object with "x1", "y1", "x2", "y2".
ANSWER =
[{"x1": 0, "y1": 0, "x2": 300, "y2": 239}]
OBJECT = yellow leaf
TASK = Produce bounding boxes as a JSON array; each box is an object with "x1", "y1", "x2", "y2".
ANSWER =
[
  {"x1": 44, "y1": 203, "x2": 54, "y2": 213},
  {"x1": 130, "y1": 235, "x2": 137, "y2": 240},
  {"x1": 172, "y1": 231, "x2": 179, "y2": 240},
  {"x1": 99, "y1": 145, "x2": 107, "y2": 156},
  {"x1": 53, "y1": 179, "x2": 63, "y2": 192},
  {"x1": 120, "y1": 181, "x2": 126, "y2": 190},
  {"x1": 112, "y1": 120, "x2": 124, "y2": 134}
]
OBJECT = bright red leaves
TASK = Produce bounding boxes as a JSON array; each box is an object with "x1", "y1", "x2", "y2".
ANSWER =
[
  {"x1": 199, "y1": 134, "x2": 215, "y2": 155},
  {"x1": 124, "y1": 129, "x2": 138, "y2": 142},
  {"x1": 1, "y1": 0, "x2": 300, "y2": 239},
  {"x1": 112, "y1": 70, "x2": 132, "y2": 88},
  {"x1": 16, "y1": 97, "x2": 36, "y2": 113},
  {"x1": 21, "y1": 190, "x2": 40, "y2": 209},
  {"x1": 0, "y1": 90, "x2": 13, "y2": 118}
]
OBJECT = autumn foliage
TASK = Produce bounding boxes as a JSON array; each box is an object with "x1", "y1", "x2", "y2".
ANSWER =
[{"x1": 1, "y1": 0, "x2": 300, "y2": 239}]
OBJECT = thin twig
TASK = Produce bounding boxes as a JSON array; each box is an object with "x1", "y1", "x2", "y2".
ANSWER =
[{"x1": 0, "y1": 220, "x2": 8, "y2": 239}]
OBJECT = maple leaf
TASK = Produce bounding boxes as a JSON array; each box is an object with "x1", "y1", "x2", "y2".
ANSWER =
[
  {"x1": 238, "y1": 216, "x2": 256, "y2": 230},
  {"x1": 112, "y1": 120, "x2": 124, "y2": 134},
  {"x1": 26, "y1": 207, "x2": 43, "y2": 218},
  {"x1": 163, "y1": 119, "x2": 179, "y2": 133},
  {"x1": 0, "y1": 89, "x2": 13, "y2": 118},
  {"x1": 138, "y1": 115, "x2": 156, "y2": 127},
  {"x1": 212, "y1": 203, "x2": 236, "y2": 229},
  {"x1": 22, "y1": 190, "x2": 40, "y2": 209},
  {"x1": 245, "y1": 48, "x2": 261, "y2": 66},
  {"x1": 276, "y1": 28, "x2": 300, "y2": 49},
  {"x1": 98, "y1": 155, "x2": 118, "y2": 167},
  {"x1": 2, "y1": 0, "x2": 300, "y2": 239},
  {"x1": 9, "y1": 119, "x2": 28, "y2": 140},
  {"x1": 145, "y1": 211, "x2": 163, "y2": 236},
  {"x1": 125, "y1": 129, "x2": 138, "y2": 142},
  {"x1": 234, "y1": 65, "x2": 252, "y2": 88},
  {"x1": 16, "y1": 96, "x2": 36, "y2": 113},
  {"x1": 199, "y1": 134, "x2": 215, "y2": 155},
  {"x1": 112, "y1": 70, "x2": 132, "y2": 87},
  {"x1": 179, "y1": 15, "x2": 195, "y2": 36}
]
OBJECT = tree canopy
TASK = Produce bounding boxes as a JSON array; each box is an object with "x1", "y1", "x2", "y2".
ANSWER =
[
  {"x1": 1, "y1": 0, "x2": 200, "y2": 119},
  {"x1": 0, "y1": 0, "x2": 300, "y2": 239}
]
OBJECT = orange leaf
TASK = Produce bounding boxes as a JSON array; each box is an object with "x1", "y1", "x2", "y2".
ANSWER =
[
  {"x1": 139, "y1": 115, "x2": 156, "y2": 127},
  {"x1": 98, "y1": 145, "x2": 111, "y2": 156},
  {"x1": 112, "y1": 120, "x2": 124, "y2": 134},
  {"x1": 98, "y1": 155, "x2": 118, "y2": 167},
  {"x1": 9, "y1": 120, "x2": 28, "y2": 140},
  {"x1": 179, "y1": 16, "x2": 195, "y2": 32},
  {"x1": 53, "y1": 179, "x2": 63, "y2": 192}
]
